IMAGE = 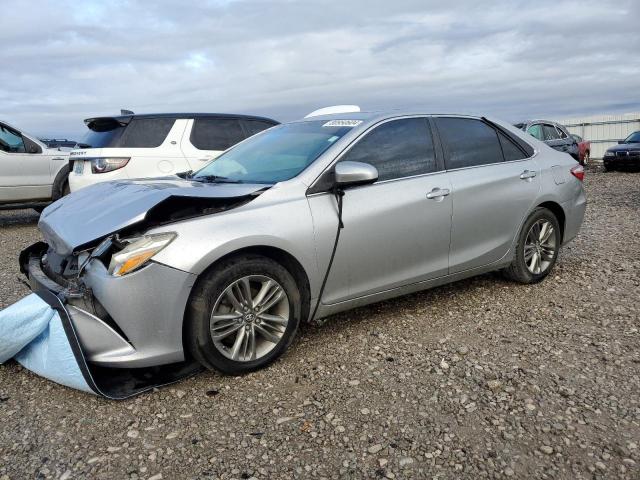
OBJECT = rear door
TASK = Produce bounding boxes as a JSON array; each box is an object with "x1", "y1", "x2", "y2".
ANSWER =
[
  {"x1": 434, "y1": 117, "x2": 540, "y2": 273},
  {"x1": 308, "y1": 117, "x2": 452, "y2": 304},
  {"x1": 116, "y1": 117, "x2": 188, "y2": 178},
  {"x1": 0, "y1": 124, "x2": 51, "y2": 202}
]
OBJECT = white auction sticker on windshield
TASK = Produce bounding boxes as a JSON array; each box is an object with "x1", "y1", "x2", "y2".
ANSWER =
[{"x1": 323, "y1": 120, "x2": 362, "y2": 127}]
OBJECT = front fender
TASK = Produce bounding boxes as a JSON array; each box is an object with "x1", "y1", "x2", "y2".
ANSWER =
[{"x1": 149, "y1": 196, "x2": 321, "y2": 295}]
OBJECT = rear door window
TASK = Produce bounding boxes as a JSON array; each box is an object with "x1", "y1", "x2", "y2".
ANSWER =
[
  {"x1": 436, "y1": 117, "x2": 504, "y2": 169},
  {"x1": 243, "y1": 119, "x2": 277, "y2": 137},
  {"x1": 339, "y1": 118, "x2": 436, "y2": 181},
  {"x1": 542, "y1": 124, "x2": 560, "y2": 141},
  {"x1": 119, "y1": 118, "x2": 175, "y2": 148},
  {"x1": 190, "y1": 118, "x2": 245, "y2": 151}
]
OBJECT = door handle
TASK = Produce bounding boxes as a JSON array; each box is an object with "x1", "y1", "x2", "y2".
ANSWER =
[
  {"x1": 198, "y1": 157, "x2": 214, "y2": 162},
  {"x1": 520, "y1": 170, "x2": 537, "y2": 180},
  {"x1": 426, "y1": 187, "x2": 450, "y2": 199}
]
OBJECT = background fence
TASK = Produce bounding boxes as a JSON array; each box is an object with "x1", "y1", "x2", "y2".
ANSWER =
[{"x1": 553, "y1": 113, "x2": 640, "y2": 159}]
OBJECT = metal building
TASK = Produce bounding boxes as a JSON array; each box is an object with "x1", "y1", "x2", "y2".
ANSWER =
[{"x1": 554, "y1": 113, "x2": 640, "y2": 159}]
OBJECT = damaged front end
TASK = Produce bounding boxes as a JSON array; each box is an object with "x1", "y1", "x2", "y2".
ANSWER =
[{"x1": 20, "y1": 177, "x2": 270, "y2": 370}]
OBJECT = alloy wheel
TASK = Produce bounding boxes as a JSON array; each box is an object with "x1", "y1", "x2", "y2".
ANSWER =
[
  {"x1": 524, "y1": 219, "x2": 557, "y2": 275},
  {"x1": 209, "y1": 275, "x2": 290, "y2": 362}
]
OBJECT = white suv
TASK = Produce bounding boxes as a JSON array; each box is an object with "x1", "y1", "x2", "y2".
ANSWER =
[
  {"x1": 0, "y1": 120, "x2": 70, "y2": 210},
  {"x1": 68, "y1": 113, "x2": 278, "y2": 192}
]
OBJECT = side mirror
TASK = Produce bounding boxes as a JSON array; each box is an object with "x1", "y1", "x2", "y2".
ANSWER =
[{"x1": 334, "y1": 161, "x2": 378, "y2": 188}]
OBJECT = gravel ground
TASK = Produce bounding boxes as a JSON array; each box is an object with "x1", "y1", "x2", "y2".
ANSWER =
[{"x1": 0, "y1": 167, "x2": 638, "y2": 480}]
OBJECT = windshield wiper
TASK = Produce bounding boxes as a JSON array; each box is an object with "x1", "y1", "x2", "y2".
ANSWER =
[{"x1": 193, "y1": 175, "x2": 243, "y2": 184}]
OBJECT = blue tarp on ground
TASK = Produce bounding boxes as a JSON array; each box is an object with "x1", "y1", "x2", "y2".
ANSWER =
[
  {"x1": 0, "y1": 293, "x2": 93, "y2": 393},
  {"x1": 1, "y1": 291, "x2": 202, "y2": 399}
]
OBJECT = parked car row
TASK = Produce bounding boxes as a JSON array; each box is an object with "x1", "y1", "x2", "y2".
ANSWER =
[
  {"x1": 1, "y1": 112, "x2": 279, "y2": 211},
  {"x1": 68, "y1": 112, "x2": 278, "y2": 192},
  {"x1": 21, "y1": 106, "x2": 587, "y2": 374},
  {"x1": 40, "y1": 138, "x2": 80, "y2": 149}
]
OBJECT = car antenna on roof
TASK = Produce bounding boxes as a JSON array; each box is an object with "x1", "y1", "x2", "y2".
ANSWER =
[
  {"x1": 120, "y1": 109, "x2": 134, "y2": 115},
  {"x1": 304, "y1": 105, "x2": 360, "y2": 118}
]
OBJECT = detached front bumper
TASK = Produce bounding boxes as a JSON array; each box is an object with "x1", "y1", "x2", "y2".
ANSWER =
[{"x1": 21, "y1": 243, "x2": 197, "y2": 368}]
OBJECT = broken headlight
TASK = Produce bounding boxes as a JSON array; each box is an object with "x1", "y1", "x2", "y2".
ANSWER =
[{"x1": 108, "y1": 233, "x2": 176, "y2": 277}]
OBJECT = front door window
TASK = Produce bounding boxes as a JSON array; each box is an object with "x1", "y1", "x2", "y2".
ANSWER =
[{"x1": 0, "y1": 125, "x2": 25, "y2": 153}]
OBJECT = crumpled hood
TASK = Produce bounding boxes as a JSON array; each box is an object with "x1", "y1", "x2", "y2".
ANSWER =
[{"x1": 39, "y1": 177, "x2": 267, "y2": 256}]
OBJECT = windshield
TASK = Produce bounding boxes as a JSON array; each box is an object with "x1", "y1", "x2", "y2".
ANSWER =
[
  {"x1": 192, "y1": 121, "x2": 356, "y2": 184},
  {"x1": 623, "y1": 131, "x2": 640, "y2": 143}
]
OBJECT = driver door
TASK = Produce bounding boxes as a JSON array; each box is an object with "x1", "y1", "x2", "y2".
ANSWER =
[{"x1": 307, "y1": 117, "x2": 452, "y2": 304}]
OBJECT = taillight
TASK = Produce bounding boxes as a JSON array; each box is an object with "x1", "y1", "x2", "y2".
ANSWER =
[
  {"x1": 90, "y1": 157, "x2": 130, "y2": 174},
  {"x1": 570, "y1": 164, "x2": 584, "y2": 182}
]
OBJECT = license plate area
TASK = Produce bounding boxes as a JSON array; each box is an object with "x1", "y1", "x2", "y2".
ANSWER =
[{"x1": 73, "y1": 160, "x2": 84, "y2": 174}]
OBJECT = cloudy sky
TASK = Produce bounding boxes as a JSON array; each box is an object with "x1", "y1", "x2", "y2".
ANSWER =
[{"x1": 1, "y1": 0, "x2": 639, "y2": 139}]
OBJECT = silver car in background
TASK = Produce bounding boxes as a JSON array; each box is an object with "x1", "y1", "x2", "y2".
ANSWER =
[{"x1": 22, "y1": 109, "x2": 586, "y2": 374}]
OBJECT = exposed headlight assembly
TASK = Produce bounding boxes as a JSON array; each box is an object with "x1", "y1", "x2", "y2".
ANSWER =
[
  {"x1": 91, "y1": 157, "x2": 130, "y2": 174},
  {"x1": 108, "y1": 233, "x2": 176, "y2": 277}
]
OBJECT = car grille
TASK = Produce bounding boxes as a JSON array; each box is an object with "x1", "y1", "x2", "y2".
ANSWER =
[{"x1": 615, "y1": 150, "x2": 640, "y2": 157}]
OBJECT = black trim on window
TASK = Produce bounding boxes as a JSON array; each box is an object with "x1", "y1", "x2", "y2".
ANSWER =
[{"x1": 481, "y1": 117, "x2": 534, "y2": 157}]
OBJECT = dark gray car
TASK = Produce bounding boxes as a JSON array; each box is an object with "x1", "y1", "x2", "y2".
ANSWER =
[{"x1": 515, "y1": 120, "x2": 579, "y2": 161}]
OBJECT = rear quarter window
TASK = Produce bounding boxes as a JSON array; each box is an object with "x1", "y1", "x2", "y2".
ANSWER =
[
  {"x1": 119, "y1": 118, "x2": 175, "y2": 148},
  {"x1": 190, "y1": 118, "x2": 246, "y2": 151}
]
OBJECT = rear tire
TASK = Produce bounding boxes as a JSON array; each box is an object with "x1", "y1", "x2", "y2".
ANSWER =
[
  {"x1": 52, "y1": 165, "x2": 70, "y2": 201},
  {"x1": 504, "y1": 207, "x2": 561, "y2": 284},
  {"x1": 185, "y1": 254, "x2": 302, "y2": 374}
]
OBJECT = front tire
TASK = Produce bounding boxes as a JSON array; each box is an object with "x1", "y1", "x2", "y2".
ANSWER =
[
  {"x1": 185, "y1": 254, "x2": 302, "y2": 374},
  {"x1": 504, "y1": 207, "x2": 561, "y2": 284}
]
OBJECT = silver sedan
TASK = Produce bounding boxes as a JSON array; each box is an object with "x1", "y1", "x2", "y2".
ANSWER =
[{"x1": 24, "y1": 109, "x2": 586, "y2": 374}]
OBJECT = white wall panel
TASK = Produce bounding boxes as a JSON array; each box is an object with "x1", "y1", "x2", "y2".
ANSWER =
[{"x1": 554, "y1": 113, "x2": 640, "y2": 159}]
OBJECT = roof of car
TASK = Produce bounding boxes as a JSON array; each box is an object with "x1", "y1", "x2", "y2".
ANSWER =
[
  {"x1": 517, "y1": 119, "x2": 564, "y2": 126},
  {"x1": 297, "y1": 110, "x2": 483, "y2": 123},
  {"x1": 84, "y1": 113, "x2": 279, "y2": 125}
]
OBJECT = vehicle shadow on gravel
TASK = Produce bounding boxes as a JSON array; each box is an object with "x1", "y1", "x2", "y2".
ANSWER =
[
  {"x1": 0, "y1": 210, "x2": 39, "y2": 227},
  {"x1": 299, "y1": 270, "x2": 505, "y2": 338}
]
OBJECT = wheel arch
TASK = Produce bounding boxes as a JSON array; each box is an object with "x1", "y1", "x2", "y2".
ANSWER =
[
  {"x1": 536, "y1": 201, "x2": 566, "y2": 242},
  {"x1": 51, "y1": 164, "x2": 70, "y2": 201},
  {"x1": 187, "y1": 245, "x2": 312, "y2": 326}
]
